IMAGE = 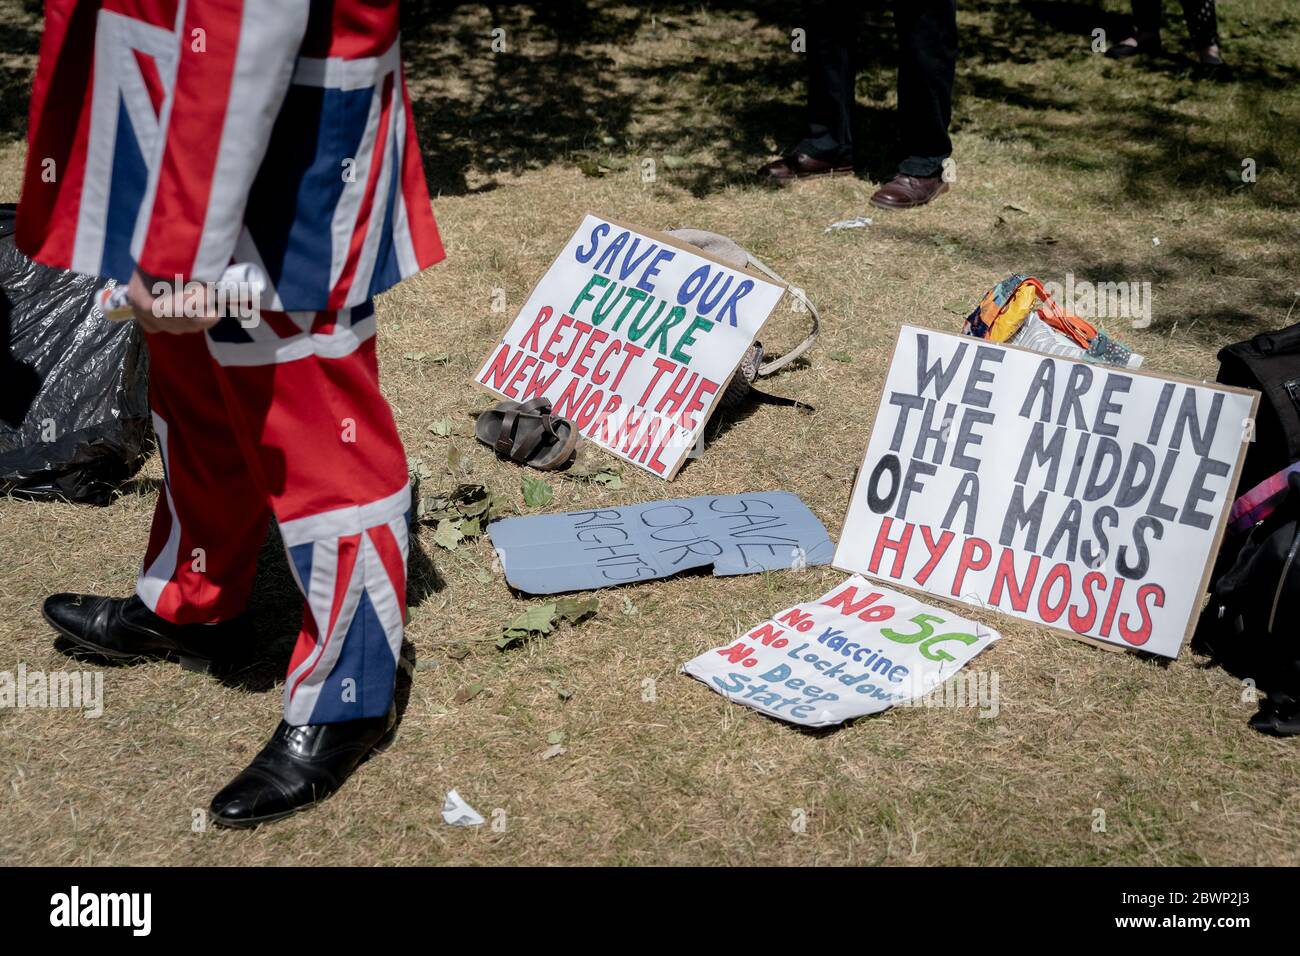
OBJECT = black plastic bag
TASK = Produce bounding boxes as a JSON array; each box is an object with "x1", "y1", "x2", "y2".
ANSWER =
[{"x1": 0, "y1": 204, "x2": 151, "y2": 504}]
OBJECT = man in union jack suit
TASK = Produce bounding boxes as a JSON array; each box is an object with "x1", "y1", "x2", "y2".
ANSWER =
[{"x1": 19, "y1": 0, "x2": 444, "y2": 826}]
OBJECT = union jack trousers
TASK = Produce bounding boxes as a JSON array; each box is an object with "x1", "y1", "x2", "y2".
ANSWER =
[
  {"x1": 141, "y1": 308, "x2": 410, "y2": 725},
  {"x1": 17, "y1": 0, "x2": 445, "y2": 724}
]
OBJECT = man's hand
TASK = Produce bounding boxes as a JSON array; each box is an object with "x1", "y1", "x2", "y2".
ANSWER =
[{"x1": 127, "y1": 268, "x2": 221, "y2": 334}]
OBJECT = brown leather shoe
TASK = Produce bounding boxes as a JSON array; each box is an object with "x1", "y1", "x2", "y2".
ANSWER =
[
  {"x1": 868, "y1": 173, "x2": 949, "y2": 209},
  {"x1": 757, "y1": 153, "x2": 854, "y2": 184}
]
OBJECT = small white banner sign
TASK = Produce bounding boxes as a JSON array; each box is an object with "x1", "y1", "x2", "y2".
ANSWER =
[
  {"x1": 474, "y1": 213, "x2": 784, "y2": 478},
  {"x1": 683, "y1": 575, "x2": 1000, "y2": 727}
]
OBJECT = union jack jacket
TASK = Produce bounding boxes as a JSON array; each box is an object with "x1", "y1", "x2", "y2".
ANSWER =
[{"x1": 17, "y1": 0, "x2": 445, "y2": 311}]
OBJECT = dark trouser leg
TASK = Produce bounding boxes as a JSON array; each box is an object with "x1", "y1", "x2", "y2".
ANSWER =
[
  {"x1": 1180, "y1": 0, "x2": 1219, "y2": 47},
  {"x1": 894, "y1": 0, "x2": 956, "y2": 177},
  {"x1": 1131, "y1": 0, "x2": 1164, "y2": 36},
  {"x1": 795, "y1": 0, "x2": 858, "y2": 163}
]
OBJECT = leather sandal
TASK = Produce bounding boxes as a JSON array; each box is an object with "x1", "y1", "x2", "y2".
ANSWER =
[{"x1": 475, "y1": 398, "x2": 580, "y2": 471}]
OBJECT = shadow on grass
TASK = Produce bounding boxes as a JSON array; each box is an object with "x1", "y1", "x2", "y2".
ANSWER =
[
  {"x1": 392, "y1": 0, "x2": 1298, "y2": 209},
  {"x1": 0, "y1": 0, "x2": 41, "y2": 145},
  {"x1": 3, "y1": 0, "x2": 1294, "y2": 216},
  {"x1": 884, "y1": 210, "x2": 1298, "y2": 342}
]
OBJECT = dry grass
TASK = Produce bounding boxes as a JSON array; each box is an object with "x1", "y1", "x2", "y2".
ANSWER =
[{"x1": 1, "y1": 0, "x2": 1299, "y2": 865}]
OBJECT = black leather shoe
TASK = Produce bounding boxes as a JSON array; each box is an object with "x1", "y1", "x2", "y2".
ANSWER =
[
  {"x1": 42, "y1": 593, "x2": 251, "y2": 673},
  {"x1": 209, "y1": 710, "x2": 397, "y2": 828},
  {"x1": 1250, "y1": 692, "x2": 1300, "y2": 737}
]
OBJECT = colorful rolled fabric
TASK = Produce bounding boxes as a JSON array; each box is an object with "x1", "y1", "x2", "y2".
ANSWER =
[
  {"x1": 961, "y1": 273, "x2": 1138, "y2": 368},
  {"x1": 964, "y1": 273, "x2": 1032, "y2": 341}
]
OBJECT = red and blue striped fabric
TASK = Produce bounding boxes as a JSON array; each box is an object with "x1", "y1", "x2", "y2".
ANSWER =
[
  {"x1": 136, "y1": 307, "x2": 414, "y2": 725},
  {"x1": 280, "y1": 489, "x2": 410, "y2": 724},
  {"x1": 17, "y1": 0, "x2": 444, "y2": 312}
]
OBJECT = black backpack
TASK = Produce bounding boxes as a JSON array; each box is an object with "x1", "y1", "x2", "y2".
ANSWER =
[
  {"x1": 1198, "y1": 471, "x2": 1300, "y2": 736},
  {"x1": 1195, "y1": 327, "x2": 1300, "y2": 735},
  {"x1": 1216, "y1": 324, "x2": 1300, "y2": 493}
]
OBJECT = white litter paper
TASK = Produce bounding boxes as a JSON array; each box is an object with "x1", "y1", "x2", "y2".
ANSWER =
[
  {"x1": 824, "y1": 216, "x2": 873, "y2": 233},
  {"x1": 441, "y1": 789, "x2": 485, "y2": 827}
]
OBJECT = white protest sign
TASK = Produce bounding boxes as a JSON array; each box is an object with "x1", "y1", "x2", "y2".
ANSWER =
[
  {"x1": 682, "y1": 575, "x2": 1000, "y2": 727},
  {"x1": 474, "y1": 214, "x2": 785, "y2": 478},
  {"x1": 835, "y1": 325, "x2": 1257, "y2": 658}
]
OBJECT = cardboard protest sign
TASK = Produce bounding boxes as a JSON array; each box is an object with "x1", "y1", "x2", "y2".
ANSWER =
[
  {"x1": 474, "y1": 214, "x2": 785, "y2": 478},
  {"x1": 682, "y1": 575, "x2": 1000, "y2": 727},
  {"x1": 487, "y1": 492, "x2": 833, "y2": 594},
  {"x1": 835, "y1": 325, "x2": 1257, "y2": 658}
]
